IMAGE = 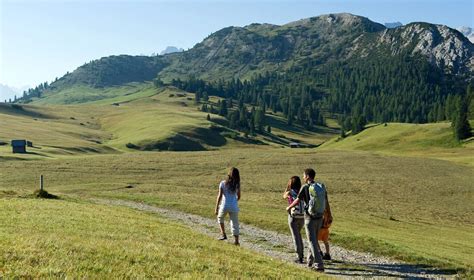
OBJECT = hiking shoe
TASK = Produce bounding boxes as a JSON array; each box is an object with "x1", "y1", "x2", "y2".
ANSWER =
[
  {"x1": 294, "y1": 258, "x2": 304, "y2": 264},
  {"x1": 323, "y1": 253, "x2": 331, "y2": 260},
  {"x1": 315, "y1": 267, "x2": 325, "y2": 272},
  {"x1": 234, "y1": 242, "x2": 240, "y2": 246},
  {"x1": 218, "y1": 235, "x2": 227, "y2": 241},
  {"x1": 307, "y1": 257, "x2": 314, "y2": 267}
]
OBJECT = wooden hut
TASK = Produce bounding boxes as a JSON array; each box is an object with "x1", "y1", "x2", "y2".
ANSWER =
[{"x1": 11, "y1": 140, "x2": 27, "y2": 153}]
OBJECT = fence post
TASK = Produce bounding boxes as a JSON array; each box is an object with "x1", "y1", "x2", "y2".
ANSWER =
[{"x1": 40, "y1": 175, "x2": 44, "y2": 191}]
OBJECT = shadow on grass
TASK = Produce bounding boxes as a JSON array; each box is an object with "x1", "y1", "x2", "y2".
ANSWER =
[
  {"x1": 326, "y1": 262, "x2": 457, "y2": 279},
  {"x1": 364, "y1": 263, "x2": 458, "y2": 278},
  {"x1": 32, "y1": 189, "x2": 59, "y2": 199},
  {"x1": 266, "y1": 114, "x2": 338, "y2": 136}
]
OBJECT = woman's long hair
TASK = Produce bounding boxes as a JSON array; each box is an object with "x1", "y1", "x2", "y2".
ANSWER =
[
  {"x1": 286, "y1": 176, "x2": 301, "y2": 193},
  {"x1": 225, "y1": 167, "x2": 240, "y2": 193}
]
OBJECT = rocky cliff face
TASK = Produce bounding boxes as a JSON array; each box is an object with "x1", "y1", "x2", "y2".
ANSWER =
[
  {"x1": 160, "y1": 13, "x2": 473, "y2": 81},
  {"x1": 378, "y1": 23, "x2": 473, "y2": 75}
]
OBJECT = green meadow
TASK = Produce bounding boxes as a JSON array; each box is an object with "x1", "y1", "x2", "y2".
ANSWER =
[
  {"x1": 1, "y1": 85, "x2": 473, "y2": 277},
  {"x1": 0, "y1": 198, "x2": 320, "y2": 279}
]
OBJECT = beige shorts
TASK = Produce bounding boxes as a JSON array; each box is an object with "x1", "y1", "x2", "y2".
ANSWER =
[{"x1": 217, "y1": 210, "x2": 239, "y2": 236}]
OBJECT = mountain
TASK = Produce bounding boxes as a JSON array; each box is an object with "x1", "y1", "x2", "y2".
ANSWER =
[
  {"x1": 17, "y1": 13, "x2": 474, "y2": 125},
  {"x1": 0, "y1": 84, "x2": 21, "y2": 102},
  {"x1": 160, "y1": 46, "x2": 184, "y2": 55},
  {"x1": 160, "y1": 14, "x2": 472, "y2": 80},
  {"x1": 38, "y1": 13, "x2": 473, "y2": 91},
  {"x1": 158, "y1": 13, "x2": 389, "y2": 81},
  {"x1": 375, "y1": 22, "x2": 473, "y2": 74},
  {"x1": 384, "y1": 22, "x2": 403, "y2": 28},
  {"x1": 457, "y1": 26, "x2": 474, "y2": 43},
  {"x1": 49, "y1": 55, "x2": 168, "y2": 90}
]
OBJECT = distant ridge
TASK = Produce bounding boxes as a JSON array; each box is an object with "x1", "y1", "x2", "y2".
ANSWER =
[
  {"x1": 457, "y1": 26, "x2": 474, "y2": 43},
  {"x1": 160, "y1": 46, "x2": 184, "y2": 55},
  {"x1": 384, "y1": 22, "x2": 403, "y2": 28}
]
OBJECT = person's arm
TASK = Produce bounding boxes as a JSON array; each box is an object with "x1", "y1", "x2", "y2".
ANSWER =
[
  {"x1": 325, "y1": 192, "x2": 333, "y2": 223},
  {"x1": 283, "y1": 190, "x2": 290, "y2": 199},
  {"x1": 286, "y1": 197, "x2": 300, "y2": 212},
  {"x1": 215, "y1": 187, "x2": 223, "y2": 215}
]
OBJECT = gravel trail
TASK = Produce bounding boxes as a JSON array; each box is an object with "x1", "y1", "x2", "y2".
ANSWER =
[{"x1": 92, "y1": 198, "x2": 455, "y2": 279}]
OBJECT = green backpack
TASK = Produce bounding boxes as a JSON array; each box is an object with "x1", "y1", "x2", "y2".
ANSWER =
[{"x1": 305, "y1": 182, "x2": 326, "y2": 218}]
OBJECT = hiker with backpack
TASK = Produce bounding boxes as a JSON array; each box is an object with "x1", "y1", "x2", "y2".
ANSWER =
[
  {"x1": 215, "y1": 167, "x2": 241, "y2": 246},
  {"x1": 286, "y1": 168, "x2": 332, "y2": 271},
  {"x1": 283, "y1": 176, "x2": 305, "y2": 263}
]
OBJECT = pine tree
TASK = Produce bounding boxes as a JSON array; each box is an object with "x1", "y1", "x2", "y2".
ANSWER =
[
  {"x1": 254, "y1": 108, "x2": 265, "y2": 131},
  {"x1": 194, "y1": 91, "x2": 201, "y2": 104},
  {"x1": 219, "y1": 99, "x2": 228, "y2": 116},
  {"x1": 206, "y1": 114, "x2": 211, "y2": 121},
  {"x1": 352, "y1": 114, "x2": 366, "y2": 134},
  {"x1": 453, "y1": 96, "x2": 472, "y2": 141},
  {"x1": 340, "y1": 128, "x2": 346, "y2": 138}
]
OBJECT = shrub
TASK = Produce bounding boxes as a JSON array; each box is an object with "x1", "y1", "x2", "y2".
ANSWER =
[
  {"x1": 125, "y1": 143, "x2": 138, "y2": 149},
  {"x1": 34, "y1": 189, "x2": 58, "y2": 199}
]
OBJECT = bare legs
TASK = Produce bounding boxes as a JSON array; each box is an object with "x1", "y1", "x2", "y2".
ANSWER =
[{"x1": 219, "y1": 222, "x2": 226, "y2": 237}]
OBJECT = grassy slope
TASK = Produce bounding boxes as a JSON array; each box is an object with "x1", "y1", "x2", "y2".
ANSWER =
[
  {"x1": 0, "y1": 198, "x2": 320, "y2": 278},
  {"x1": 3, "y1": 83, "x2": 335, "y2": 157},
  {"x1": 320, "y1": 122, "x2": 474, "y2": 166},
  {"x1": 0, "y1": 104, "x2": 115, "y2": 158},
  {"x1": 32, "y1": 83, "x2": 157, "y2": 105},
  {"x1": 99, "y1": 88, "x2": 222, "y2": 151},
  {"x1": 1, "y1": 86, "x2": 229, "y2": 157},
  {"x1": 1, "y1": 148, "x2": 472, "y2": 271}
]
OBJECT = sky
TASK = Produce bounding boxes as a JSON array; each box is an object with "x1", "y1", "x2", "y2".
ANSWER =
[{"x1": 0, "y1": 0, "x2": 473, "y2": 99}]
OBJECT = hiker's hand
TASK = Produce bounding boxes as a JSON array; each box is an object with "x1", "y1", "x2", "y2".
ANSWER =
[{"x1": 285, "y1": 206, "x2": 290, "y2": 212}]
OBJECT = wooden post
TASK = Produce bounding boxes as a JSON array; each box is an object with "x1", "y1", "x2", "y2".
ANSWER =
[{"x1": 40, "y1": 175, "x2": 44, "y2": 191}]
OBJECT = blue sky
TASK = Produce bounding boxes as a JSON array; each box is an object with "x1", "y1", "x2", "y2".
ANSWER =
[{"x1": 0, "y1": 0, "x2": 473, "y2": 97}]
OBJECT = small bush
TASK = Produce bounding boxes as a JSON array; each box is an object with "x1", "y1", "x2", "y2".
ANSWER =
[
  {"x1": 34, "y1": 189, "x2": 58, "y2": 199},
  {"x1": 221, "y1": 131, "x2": 238, "y2": 139},
  {"x1": 125, "y1": 143, "x2": 138, "y2": 149}
]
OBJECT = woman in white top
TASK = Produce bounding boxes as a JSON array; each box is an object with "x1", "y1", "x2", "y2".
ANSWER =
[{"x1": 215, "y1": 167, "x2": 241, "y2": 245}]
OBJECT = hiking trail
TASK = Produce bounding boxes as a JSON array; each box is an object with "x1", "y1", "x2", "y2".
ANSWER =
[{"x1": 92, "y1": 198, "x2": 455, "y2": 279}]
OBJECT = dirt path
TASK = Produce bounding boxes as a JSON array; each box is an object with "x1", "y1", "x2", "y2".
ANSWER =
[{"x1": 92, "y1": 198, "x2": 455, "y2": 279}]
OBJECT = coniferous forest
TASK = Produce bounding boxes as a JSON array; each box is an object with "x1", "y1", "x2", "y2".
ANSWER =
[{"x1": 161, "y1": 52, "x2": 472, "y2": 137}]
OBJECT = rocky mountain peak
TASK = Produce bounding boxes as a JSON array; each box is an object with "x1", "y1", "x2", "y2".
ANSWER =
[{"x1": 379, "y1": 22, "x2": 473, "y2": 75}]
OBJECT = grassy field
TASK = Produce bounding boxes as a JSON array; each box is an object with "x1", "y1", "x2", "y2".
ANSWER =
[
  {"x1": 1, "y1": 148, "x2": 472, "y2": 272},
  {"x1": 1, "y1": 84, "x2": 473, "y2": 276},
  {"x1": 0, "y1": 198, "x2": 320, "y2": 278}
]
